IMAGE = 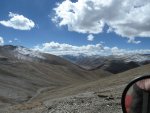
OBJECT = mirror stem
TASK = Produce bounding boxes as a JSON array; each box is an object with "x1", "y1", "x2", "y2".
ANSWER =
[{"x1": 142, "y1": 91, "x2": 150, "y2": 113}]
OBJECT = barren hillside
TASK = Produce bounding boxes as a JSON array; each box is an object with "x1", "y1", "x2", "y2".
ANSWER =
[
  {"x1": 0, "y1": 45, "x2": 111, "y2": 108},
  {"x1": 0, "y1": 45, "x2": 150, "y2": 113}
]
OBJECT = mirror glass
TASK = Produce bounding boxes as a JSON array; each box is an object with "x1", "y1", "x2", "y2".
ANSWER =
[{"x1": 122, "y1": 76, "x2": 150, "y2": 113}]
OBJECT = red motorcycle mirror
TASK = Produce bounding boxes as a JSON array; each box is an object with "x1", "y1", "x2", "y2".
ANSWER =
[{"x1": 121, "y1": 74, "x2": 150, "y2": 113}]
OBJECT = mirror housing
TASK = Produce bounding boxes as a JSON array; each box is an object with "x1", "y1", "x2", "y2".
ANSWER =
[{"x1": 121, "y1": 74, "x2": 150, "y2": 113}]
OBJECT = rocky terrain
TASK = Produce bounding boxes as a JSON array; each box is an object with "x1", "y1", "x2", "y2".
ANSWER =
[{"x1": 0, "y1": 45, "x2": 150, "y2": 113}]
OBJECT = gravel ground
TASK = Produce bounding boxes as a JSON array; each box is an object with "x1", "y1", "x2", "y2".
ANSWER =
[
  {"x1": 43, "y1": 92, "x2": 122, "y2": 113},
  {"x1": 0, "y1": 85, "x2": 124, "y2": 113}
]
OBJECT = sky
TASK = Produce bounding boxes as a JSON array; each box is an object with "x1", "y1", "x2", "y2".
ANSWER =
[{"x1": 0, "y1": 0, "x2": 150, "y2": 56}]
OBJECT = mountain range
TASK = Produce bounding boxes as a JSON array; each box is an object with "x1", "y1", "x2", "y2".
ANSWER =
[
  {"x1": 62, "y1": 54, "x2": 150, "y2": 73},
  {"x1": 0, "y1": 45, "x2": 150, "y2": 113},
  {"x1": 0, "y1": 45, "x2": 111, "y2": 107}
]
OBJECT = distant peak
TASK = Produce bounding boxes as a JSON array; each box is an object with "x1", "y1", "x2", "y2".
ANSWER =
[{"x1": 0, "y1": 45, "x2": 18, "y2": 50}]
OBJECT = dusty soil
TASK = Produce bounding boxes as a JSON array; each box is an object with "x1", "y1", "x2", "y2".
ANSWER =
[
  {"x1": 0, "y1": 85, "x2": 123, "y2": 113},
  {"x1": 0, "y1": 64, "x2": 150, "y2": 113}
]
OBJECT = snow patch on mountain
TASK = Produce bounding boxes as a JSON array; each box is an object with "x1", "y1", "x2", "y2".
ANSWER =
[
  {"x1": 14, "y1": 46, "x2": 45, "y2": 60},
  {"x1": 114, "y1": 54, "x2": 150, "y2": 62}
]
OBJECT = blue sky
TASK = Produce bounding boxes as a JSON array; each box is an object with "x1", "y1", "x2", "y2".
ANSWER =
[{"x1": 0, "y1": 0, "x2": 150, "y2": 55}]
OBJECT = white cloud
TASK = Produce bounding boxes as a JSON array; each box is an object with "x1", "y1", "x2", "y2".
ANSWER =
[
  {"x1": 34, "y1": 41, "x2": 150, "y2": 56},
  {"x1": 52, "y1": 0, "x2": 104, "y2": 34},
  {"x1": 52, "y1": 0, "x2": 150, "y2": 43},
  {"x1": 0, "y1": 12, "x2": 35, "y2": 30},
  {"x1": 87, "y1": 34, "x2": 94, "y2": 41},
  {"x1": 9, "y1": 40, "x2": 12, "y2": 43},
  {"x1": 100, "y1": 41, "x2": 105, "y2": 44},
  {"x1": 34, "y1": 42, "x2": 104, "y2": 56},
  {"x1": 14, "y1": 38, "x2": 19, "y2": 41},
  {"x1": 8, "y1": 38, "x2": 19, "y2": 43},
  {"x1": 0, "y1": 37, "x2": 4, "y2": 45},
  {"x1": 127, "y1": 37, "x2": 141, "y2": 44}
]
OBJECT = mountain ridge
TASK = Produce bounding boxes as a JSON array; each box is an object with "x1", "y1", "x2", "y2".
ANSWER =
[
  {"x1": 0, "y1": 45, "x2": 111, "y2": 107},
  {"x1": 0, "y1": 45, "x2": 150, "y2": 113},
  {"x1": 62, "y1": 54, "x2": 150, "y2": 73}
]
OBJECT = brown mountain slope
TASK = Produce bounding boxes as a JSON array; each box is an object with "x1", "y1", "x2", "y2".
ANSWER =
[
  {"x1": 0, "y1": 45, "x2": 112, "y2": 107},
  {"x1": 2, "y1": 64, "x2": 149, "y2": 113},
  {"x1": 0, "y1": 51, "x2": 149, "y2": 113},
  {"x1": 30, "y1": 64, "x2": 150, "y2": 102},
  {"x1": 64, "y1": 64, "x2": 150, "y2": 94}
]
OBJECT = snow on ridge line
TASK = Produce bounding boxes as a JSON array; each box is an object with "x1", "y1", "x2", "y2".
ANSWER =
[
  {"x1": 14, "y1": 46, "x2": 45, "y2": 60},
  {"x1": 62, "y1": 53, "x2": 150, "y2": 63},
  {"x1": 13, "y1": 46, "x2": 150, "y2": 63},
  {"x1": 114, "y1": 54, "x2": 150, "y2": 62}
]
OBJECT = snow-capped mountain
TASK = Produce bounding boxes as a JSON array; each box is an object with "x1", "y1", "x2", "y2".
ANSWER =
[
  {"x1": 114, "y1": 54, "x2": 150, "y2": 62},
  {"x1": 0, "y1": 45, "x2": 45, "y2": 62},
  {"x1": 0, "y1": 45, "x2": 77, "y2": 66},
  {"x1": 0, "y1": 45, "x2": 112, "y2": 107},
  {"x1": 1, "y1": 45, "x2": 149, "y2": 74},
  {"x1": 62, "y1": 54, "x2": 150, "y2": 73},
  {"x1": 14, "y1": 46, "x2": 45, "y2": 60}
]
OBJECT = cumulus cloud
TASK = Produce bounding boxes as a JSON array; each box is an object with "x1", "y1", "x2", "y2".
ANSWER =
[
  {"x1": 34, "y1": 41, "x2": 150, "y2": 56},
  {"x1": 52, "y1": 0, "x2": 150, "y2": 43},
  {"x1": 9, "y1": 40, "x2": 12, "y2": 43},
  {"x1": 34, "y1": 42, "x2": 104, "y2": 56},
  {"x1": 0, "y1": 37, "x2": 4, "y2": 45},
  {"x1": 0, "y1": 12, "x2": 35, "y2": 30},
  {"x1": 127, "y1": 37, "x2": 141, "y2": 44},
  {"x1": 87, "y1": 34, "x2": 94, "y2": 41}
]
